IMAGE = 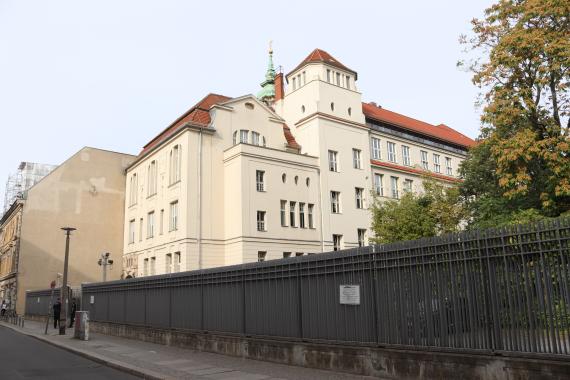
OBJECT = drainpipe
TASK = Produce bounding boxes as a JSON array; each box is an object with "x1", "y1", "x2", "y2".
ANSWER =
[
  {"x1": 198, "y1": 128, "x2": 203, "y2": 269},
  {"x1": 317, "y1": 168, "x2": 325, "y2": 253}
]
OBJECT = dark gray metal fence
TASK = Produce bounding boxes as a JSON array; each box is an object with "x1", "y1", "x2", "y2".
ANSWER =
[
  {"x1": 79, "y1": 218, "x2": 570, "y2": 358},
  {"x1": 25, "y1": 287, "x2": 81, "y2": 316}
]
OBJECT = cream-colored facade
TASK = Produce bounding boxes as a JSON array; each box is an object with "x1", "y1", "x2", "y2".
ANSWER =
[
  {"x1": 15, "y1": 147, "x2": 135, "y2": 314},
  {"x1": 124, "y1": 49, "x2": 474, "y2": 278},
  {"x1": 0, "y1": 200, "x2": 24, "y2": 312}
]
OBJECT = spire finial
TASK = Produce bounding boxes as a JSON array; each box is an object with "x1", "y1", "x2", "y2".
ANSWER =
[{"x1": 269, "y1": 40, "x2": 273, "y2": 54}]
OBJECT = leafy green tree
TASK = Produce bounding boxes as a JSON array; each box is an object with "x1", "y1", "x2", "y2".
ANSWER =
[
  {"x1": 370, "y1": 178, "x2": 467, "y2": 244},
  {"x1": 459, "y1": 0, "x2": 570, "y2": 225}
]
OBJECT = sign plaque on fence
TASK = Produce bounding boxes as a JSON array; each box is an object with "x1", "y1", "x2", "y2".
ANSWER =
[{"x1": 339, "y1": 285, "x2": 360, "y2": 305}]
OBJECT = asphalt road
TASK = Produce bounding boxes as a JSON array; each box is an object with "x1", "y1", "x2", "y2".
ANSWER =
[{"x1": 0, "y1": 326, "x2": 140, "y2": 379}]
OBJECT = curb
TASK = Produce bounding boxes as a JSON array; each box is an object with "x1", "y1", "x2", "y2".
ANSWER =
[{"x1": 0, "y1": 322, "x2": 173, "y2": 380}]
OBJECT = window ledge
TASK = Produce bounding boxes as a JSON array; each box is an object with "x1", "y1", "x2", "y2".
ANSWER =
[{"x1": 168, "y1": 180, "x2": 181, "y2": 189}]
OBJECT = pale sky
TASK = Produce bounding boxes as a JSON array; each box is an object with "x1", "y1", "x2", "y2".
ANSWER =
[{"x1": 0, "y1": 0, "x2": 493, "y2": 208}]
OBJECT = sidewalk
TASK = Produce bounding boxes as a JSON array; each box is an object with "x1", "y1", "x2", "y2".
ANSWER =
[{"x1": 0, "y1": 319, "x2": 375, "y2": 380}]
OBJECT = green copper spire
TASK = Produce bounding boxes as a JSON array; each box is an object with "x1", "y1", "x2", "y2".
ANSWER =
[{"x1": 257, "y1": 41, "x2": 276, "y2": 103}]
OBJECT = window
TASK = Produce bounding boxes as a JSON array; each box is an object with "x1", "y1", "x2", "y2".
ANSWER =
[
  {"x1": 306, "y1": 177, "x2": 310, "y2": 187},
  {"x1": 289, "y1": 202, "x2": 296, "y2": 227},
  {"x1": 169, "y1": 201, "x2": 178, "y2": 231},
  {"x1": 139, "y1": 218, "x2": 143, "y2": 242},
  {"x1": 391, "y1": 176, "x2": 399, "y2": 199},
  {"x1": 336, "y1": 72, "x2": 341, "y2": 85},
  {"x1": 262, "y1": 136, "x2": 266, "y2": 146},
  {"x1": 433, "y1": 154, "x2": 441, "y2": 173},
  {"x1": 258, "y1": 251, "x2": 267, "y2": 262},
  {"x1": 346, "y1": 75, "x2": 351, "y2": 89},
  {"x1": 352, "y1": 149, "x2": 361, "y2": 169},
  {"x1": 328, "y1": 150, "x2": 338, "y2": 172},
  {"x1": 174, "y1": 252, "x2": 181, "y2": 272},
  {"x1": 160, "y1": 209, "x2": 164, "y2": 234},
  {"x1": 387, "y1": 142, "x2": 397, "y2": 162},
  {"x1": 402, "y1": 145, "x2": 411, "y2": 166},
  {"x1": 257, "y1": 211, "x2": 266, "y2": 231},
  {"x1": 282, "y1": 173, "x2": 286, "y2": 183},
  {"x1": 330, "y1": 102, "x2": 335, "y2": 111},
  {"x1": 143, "y1": 258, "x2": 149, "y2": 276},
  {"x1": 128, "y1": 220, "x2": 135, "y2": 244},
  {"x1": 348, "y1": 107, "x2": 352, "y2": 116},
  {"x1": 374, "y1": 174, "x2": 384, "y2": 196},
  {"x1": 147, "y1": 211, "x2": 155, "y2": 238},
  {"x1": 147, "y1": 160, "x2": 157, "y2": 197},
  {"x1": 446, "y1": 157, "x2": 453, "y2": 175},
  {"x1": 355, "y1": 188, "x2": 364, "y2": 209},
  {"x1": 233, "y1": 131, "x2": 237, "y2": 145},
  {"x1": 283, "y1": 252, "x2": 292, "y2": 258},
  {"x1": 421, "y1": 150, "x2": 429, "y2": 170},
  {"x1": 129, "y1": 174, "x2": 138, "y2": 206},
  {"x1": 299, "y1": 203, "x2": 306, "y2": 228},
  {"x1": 302, "y1": 71, "x2": 306, "y2": 85},
  {"x1": 308, "y1": 204, "x2": 315, "y2": 228},
  {"x1": 169, "y1": 145, "x2": 181, "y2": 184},
  {"x1": 251, "y1": 131, "x2": 260, "y2": 146},
  {"x1": 256, "y1": 170, "x2": 265, "y2": 192},
  {"x1": 166, "y1": 253, "x2": 172, "y2": 274},
  {"x1": 294, "y1": 176, "x2": 299, "y2": 185},
  {"x1": 326, "y1": 69, "x2": 331, "y2": 82},
  {"x1": 240, "y1": 130, "x2": 248, "y2": 143},
  {"x1": 292, "y1": 77, "x2": 297, "y2": 90},
  {"x1": 150, "y1": 257, "x2": 156, "y2": 275},
  {"x1": 333, "y1": 234, "x2": 342, "y2": 251},
  {"x1": 371, "y1": 137, "x2": 382, "y2": 159},
  {"x1": 280, "y1": 200, "x2": 287, "y2": 226},
  {"x1": 358, "y1": 229, "x2": 366, "y2": 247},
  {"x1": 331, "y1": 191, "x2": 340, "y2": 213},
  {"x1": 404, "y1": 179, "x2": 413, "y2": 193}
]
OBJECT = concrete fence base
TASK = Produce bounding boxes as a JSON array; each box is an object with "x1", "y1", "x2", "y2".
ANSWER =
[{"x1": 90, "y1": 321, "x2": 570, "y2": 380}]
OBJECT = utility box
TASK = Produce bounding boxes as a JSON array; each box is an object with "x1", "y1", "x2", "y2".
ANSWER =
[{"x1": 73, "y1": 311, "x2": 89, "y2": 341}]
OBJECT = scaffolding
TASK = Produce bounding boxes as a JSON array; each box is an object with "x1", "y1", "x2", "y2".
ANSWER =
[{"x1": 3, "y1": 162, "x2": 57, "y2": 213}]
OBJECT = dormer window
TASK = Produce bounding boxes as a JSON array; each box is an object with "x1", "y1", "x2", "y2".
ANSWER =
[
  {"x1": 346, "y1": 76, "x2": 350, "y2": 89},
  {"x1": 336, "y1": 72, "x2": 341, "y2": 85},
  {"x1": 326, "y1": 69, "x2": 331, "y2": 83},
  {"x1": 292, "y1": 77, "x2": 297, "y2": 91}
]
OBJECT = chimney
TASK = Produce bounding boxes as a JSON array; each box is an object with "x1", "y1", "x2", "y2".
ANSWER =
[{"x1": 275, "y1": 73, "x2": 284, "y2": 101}]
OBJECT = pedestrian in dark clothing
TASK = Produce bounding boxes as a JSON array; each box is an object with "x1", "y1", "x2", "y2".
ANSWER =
[
  {"x1": 69, "y1": 300, "x2": 77, "y2": 327},
  {"x1": 53, "y1": 299, "x2": 61, "y2": 329}
]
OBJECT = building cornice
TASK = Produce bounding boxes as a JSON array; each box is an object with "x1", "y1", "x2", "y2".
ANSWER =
[
  {"x1": 370, "y1": 159, "x2": 461, "y2": 183},
  {"x1": 223, "y1": 144, "x2": 319, "y2": 170},
  {"x1": 294, "y1": 111, "x2": 367, "y2": 130}
]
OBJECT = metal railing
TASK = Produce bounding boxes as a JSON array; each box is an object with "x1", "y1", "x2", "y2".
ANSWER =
[{"x1": 37, "y1": 218, "x2": 570, "y2": 358}]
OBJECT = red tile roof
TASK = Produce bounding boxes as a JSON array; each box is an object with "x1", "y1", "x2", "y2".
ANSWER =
[
  {"x1": 370, "y1": 160, "x2": 461, "y2": 183},
  {"x1": 362, "y1": 102, "x2": 475, "y2": 149},
  {"x1": 288, "y1": 48, "x2": 357, "y2": 79},
  {"x1": 283, "y1": 124, "x2": 300, "y2": 150},
  {"x1": 140, "y1": 93, "x2": 231, "y2": 156}
]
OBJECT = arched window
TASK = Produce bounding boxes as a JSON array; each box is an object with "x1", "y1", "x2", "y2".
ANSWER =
[
  {"x1": 233, "y1": 131, "x2": 237, "y2": 145},
  {"x1": 169, "y1": 145, "x2": 181, "y2": 184},
  {"x1": 330, "y1": 102, "x2": 335, "y2": 111}
]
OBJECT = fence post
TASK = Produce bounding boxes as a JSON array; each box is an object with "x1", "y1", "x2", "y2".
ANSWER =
[
  {"x1": 297, "y1": 261, "x2": 304, "y2": 340},
  {"x1": 370, "y1": 245, "x2": 380, "y2": 345},
  {"x1": 483, "y1": 229, "x2": 502, "y2": 352},
  {"x1": 242, "y1": 271, "x2": 246, "y2": 335}
]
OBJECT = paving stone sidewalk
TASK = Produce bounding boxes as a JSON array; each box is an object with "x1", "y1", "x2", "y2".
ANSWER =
[{"x1": 1, "y1": 320, "x2": 375, "y2": 380}]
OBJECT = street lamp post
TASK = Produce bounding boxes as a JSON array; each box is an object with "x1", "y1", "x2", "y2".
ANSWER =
[
  {"x1": 59, "y1": 227, "x2": 76, "y2": 335},
  {"x1": 97, "y1": 252, "x2": 113, "y2": 282}
]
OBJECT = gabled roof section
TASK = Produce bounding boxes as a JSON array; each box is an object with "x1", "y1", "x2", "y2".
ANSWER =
[
  {"x1": 140, "y1": 93, "x2": 232, "y2": 156},
  {"x1": 362, "y1": 102, "x2": 475, "y2": 149},
  {"x1": 283, "y1": 124, "x2": 300, "y2": 150},
  {"x1": 288, "y1": 48, "x2": 357, "y2": 79}
]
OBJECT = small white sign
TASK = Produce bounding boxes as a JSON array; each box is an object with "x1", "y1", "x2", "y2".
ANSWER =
[
  {"x1": 37, "y1": 297, "x2": 40, "y2": 303},
  {"x1": 339, "y1": 285, "x2": 360, "y2": 305},
  {"x1": 90, "y1": 295, "x2": 95, "y2": 304}
]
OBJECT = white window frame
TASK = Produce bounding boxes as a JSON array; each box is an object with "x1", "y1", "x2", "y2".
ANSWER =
[
  {"x1": 257, "y1": 211, "x2": 266, "y2": 232},
  {"x1": 352, "y1": 148, "x2": 361, "y2": 169},
  {"x1": 446, "y1": 157, "x2": 453, "y2": 176},
  {"x1": 355, "y1": 187, "x2": 364, "y2": 209},
  {"x1": 308, "y1": 204, "x2": 314, "y2": 228},
  {"x1": 391, "y1": 176, "x2": 399, "y2": 199},
  {"x1": 147, "y1": 160, "x2": 157, "y2": 197},
  {"x1": 421, "y1": 150, "x2": 429, "y2": 170},
  {"x1": 258, "y1": 251, "x2": 267, "y2": 262},
  {"x1": 169, "y1": 145, "x2": 181, "y2": 185},
  {"x1": 404, "y1": 179, "x2": 413, "y2": 193},
  {"x1": 128, "y1": 219, "x2": 135, "y2": 244},
  {"x1": 240, "y1": 130, "x2": 249, "y2": 144},
  {"x1": 387, "y1": 141, "x2": 397, "y2": 163},
  {"x1": 433, "y1": 154, "x2": 441, "y2": 173},
  {"x1": 280, "y1": 200, "x2": 287, "y2": 226},
  {"x1": 251, "y1": 131, "x2": 260, "y2": 146},
  {"x1": 129, "y1": 174, "x2": 138, "y2": 206},
  {"x1": 150, "y1": 257, "x2": 156, "y2": 276},
  {"x1": 173, "y1": 252, "x2": 181, "y2": 272},
  {"x1": 402, "y1": 145, "x2": 411, "y2": 166},
  {"x1": 256, "y1": 170, "x2": 265, "y2": 192},
  {"x1": 166, "y1": 253, "x2": 172, "y2": 274},
  {"x1": 333, "y1": 234, "x2": 342, "y2": 251},
  {"x1": 147, "y1": 211, "x2": 155, "y2": 238},
  {"x1": 371, "y1": 137, "x2": 382, "y2": 159},
  {"x1": 374, "y1": 174, "x2": 384, "y2": 196},
  {"x1": 299, "y1": 203, "x2": 305, "y2": 228},
  {"x1": 169, "y1": 201, "x2": 178, "y2": 231},
  {"x1": 328, "y1": 150, "x2": 338, "y2": 172},
  {"x1": 289, "y1": 201, "x2": 296, "y2": 227},
  {"x1": 358, "y1": 229, "x2": 366, "y2": 247},
  {"x1": 143, "y1": 258, "x2": 149, "y2": 276},
  {"x1": 331, "y1": 191, "x2": 340, "y2": 213}
]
